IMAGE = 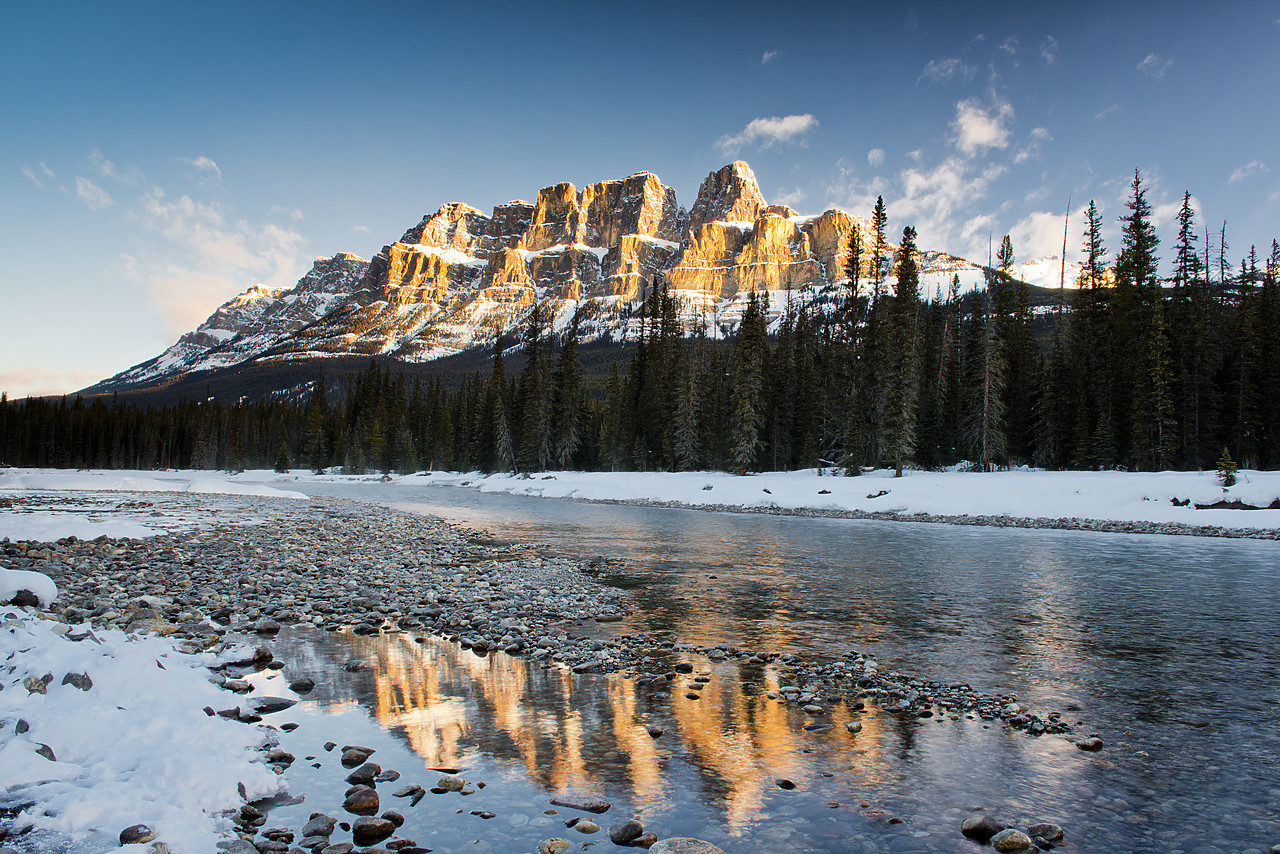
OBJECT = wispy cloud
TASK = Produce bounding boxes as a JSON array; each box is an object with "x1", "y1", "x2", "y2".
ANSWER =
[
  {"x1": 1014, "y1": 127, "x2": 1052, "y2": 164},
  {"x1": 353, "y1": 225, "x2": 371, "y2": 234},
  {"x1": 22, "y1": 162, "x2": 62, "y2": 191},
  {"x1": 868, "y1": 148, "x2": 886, "y2": 168},
  {"x1": 999, "y1": 35, "x2": 1019, "y2": 56},
  {"x1": 919, "y1": 57, "x2": 975, "y2": 86},
  {"x1": 717, "y1": 114, "x2": 819, "y2": 155},
  {"x1": 773, "y1": 186, "x2": 807, "y2": 208},
  {"x1": 1229, "y1": 160, "x2": 1269, "y2": 183},
  {"x1": 761, "y1": 50, "x2": 779, "y2": 64},
  {"x1": 75, "y1": 176, "x2": 114, "y2": 210},
  {"x1": 1094, "y1": 103, "x2": 1120, "y2": 120},
  {"x1": 22, "y1": 166, "x2": 45, "y2": 190},
  {"x1": 1137, "y1": 53, "x2": 1172, "y2": 79},
  {"x1": 951, "y1": 96, "x2": 1014, "y2": 156},
  {"x1": 1039, "y1": 36, "x2": 1059, "y2": 64},
  {"x1": 179, "y1": 155, "x2": 223, "y2": 189},
  {"x1": 128, "y1": 187, "x2": 308, "y2": 337}
]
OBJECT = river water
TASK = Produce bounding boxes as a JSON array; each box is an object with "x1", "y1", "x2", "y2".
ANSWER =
[{"x1": 256, "y1": 481, "x2": 1280, "y2": 853}]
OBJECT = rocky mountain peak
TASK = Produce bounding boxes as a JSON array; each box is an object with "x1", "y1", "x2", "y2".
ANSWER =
[{"x1": 685, "y1": 160, "x2": 767, "y2": 235}]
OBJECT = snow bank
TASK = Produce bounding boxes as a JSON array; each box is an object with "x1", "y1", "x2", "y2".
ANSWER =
[
  {"x1": 0, "y1": 613, "x2": 285, "y2": 853},
  {"x1": 401, "y1": 467, "x2": 1280, "y2": 531},
  {"x1": 0, "y1": 567, "x2": 58, "y2": 606},
  {"x1": 0, "y1": 511, "x2": 161, "y2": 542},
  {"x1": 0, "y1": 468, "x2": 307, "y2": 500}
]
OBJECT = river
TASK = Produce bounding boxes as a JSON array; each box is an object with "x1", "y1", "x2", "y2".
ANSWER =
[{"x1": 255, "y1": 480, "x2": 1280, "y2": 853}]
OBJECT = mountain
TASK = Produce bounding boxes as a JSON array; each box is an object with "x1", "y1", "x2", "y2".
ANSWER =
[{"x1": 84, "y1": 161, "x2": 1064, "y2": 397}]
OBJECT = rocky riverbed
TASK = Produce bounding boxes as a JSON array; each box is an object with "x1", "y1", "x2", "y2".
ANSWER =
[{"x1": 1, "y1": 491, "x2": 1095, "y2": 853}]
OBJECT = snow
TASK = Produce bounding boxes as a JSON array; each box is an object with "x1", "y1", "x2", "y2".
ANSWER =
[
  {"x1": 1, "y1": 567, "x2": 57, "y2": 606},
  {"x1": 0, "y1": 511, "x2": 160, "y2": 542},
  {"x1": 390, "y1": 468, "x2": 1280, "y2": 532},
  {"x1": 0, "y1": 614, "x2": 285, "y2": 853},
  {"x1": 0, "y1": 469, "x2": 308, "y2": 501},
  {"x1": 407, "y1": 244, "x2": 488, "y2": 267}
]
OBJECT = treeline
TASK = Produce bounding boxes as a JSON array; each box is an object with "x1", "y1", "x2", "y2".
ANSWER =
[{"x1": 3, "y1": 171, "x2": 1278, "y2": 475}]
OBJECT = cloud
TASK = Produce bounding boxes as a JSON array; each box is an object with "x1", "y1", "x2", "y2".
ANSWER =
[
  {"x1": 868, "y1": 148, "x2": 886, "y2": 168},
  {"x1": 179, "y1": 155, "x2": 223, "y2": 189},
  {"x1": 1137, "y1": 53, "x2": 1172, "y2": 79},
  {"x1": 1229, "y1": 160, "x2": 1269, "y2": 183},
  {"x1": 75, "y1": 176, "x2": 114, "y2": 210},
  {"x1": 0, "y1": 366, "x2": 107, "y2": 399},
  {"x1": 1007, "y1": 210, "x2": 1079, "y2": 265},
  {"x1": 773, "y1": 186, "x2": 807, "y2": 208},
  {"x1": 999, "y1": 36, "x2": 1019, "y2": 56},
  {"x1": 951, "y1": 97, "x2": 1014, "y2": 156},
  {"x1": 270, "y1": 205, "x2": 304, "y2": 221},
  {"x1": 761, "y1": 50, "x2": 779, "y2": 64},
  {"x1": 128, "y1": 187, "x2": 308, "y2": 337},
  {"x1": 1040, "y1": 36, "x2": 1059, "y2": 64},
  {"x1": 1094, "y1": 103, "x2": 1120, "y2": 120},
  {"x1": 716, "y1": 114, "x2": 819, "y2": 155},
  {"x1": 22, "y1": 166, "x2": 45, "y2": 190},
  {"x1": 22, "y1": 162, "x2": 65, "y2": 192},
  {"x1": 1014, "y1": 127, "x2": 1052, "y2": 164},
  {"x1": 88, "y1": 148, "x2": 142, "y2": 184},
  {"x1": 353, "y1": 225, "x2": 371, "y2": 234},
  {"x1": 919, "y1": 57, "x2": 975, "y2": 85}
]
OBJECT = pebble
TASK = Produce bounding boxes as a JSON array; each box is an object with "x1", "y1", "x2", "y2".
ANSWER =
[
  {"x1": 990, "y1": 828, "x2": 1035, "y2": 851},
  {"x1": 119, "y1": 824, "x2": 157, "y2": 845},
  {"x1": 647, "y1": 839, "x2": 728, "y2": 854},
  {"x1": 610, "y1": 820, "x2": 645, "y2": 845}
]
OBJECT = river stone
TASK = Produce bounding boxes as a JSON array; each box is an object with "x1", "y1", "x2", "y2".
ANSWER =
[
  {"x1": 319, "y1": 845, "x2": 354, "y2": 854},
  {"x1": 632, "y1": 833, "x2": 659, "y2": 849},
  {"x1": 343, "y1": 787, "x2": 380, "y2": 814},
  {"x1": 990, "y1": 828, "x2": 1035, "y2": 852},
  {"x1": 647, "y1": 839, "x2": 727, "y2": 854},
  {"x1": 576, "y1": 820, "x2": 601, "y2": 834},
  {"x1": 550, "y1": 795, "x2": 611, "y2": 813},
  {"x1": 61, "y1": 672, "x2": 92, "y2": 691},
  {"x1": 381, "y1": 810, "x2": 405, "y2": 827},
  {"x1": 1076, "y1": 736, "x2": 1104, "y2": 751},
  {"x1": 437, "y1": 773, "x2": 465, "y2": 791},
  {"x1": 341, "y1": 748, "x2": 371, "y2": 767},
  {"x1": 249, "y1": 696, "x2": 296, "y2": 714},
  {"x1": 119, "y1": 824, "x2": 157, "y2": 844},
  {"x1": 345, "y1": 762, "x2": 381, "y2": 784},
  {"x1": 960, "y1": 815, "x2": 1007, "y2": 843},
  {"x1": 351, "y1": 817, "x2": 395, "y2": 844},
  {"x1": 301, "y1": 814, "x2": 336, "y2": 837},
  {"x1": 215, "y1": 842, "x2": 257, "y2": 854},
  {"x1": 646, "y1": 724, "x2": 665, "y2": 738},
  {"x1": 538, "y1": 839, "x2": 571, "y2": 854},
  {"x1": 1026, "y1": 822, "x2": 1064, "y2": 842},
  {"x1": 610, "y1": 820, "x2": 645, "y2": 845},
  {"x1": 289, "y1": 676, "x2": 316, "y2": 694}
]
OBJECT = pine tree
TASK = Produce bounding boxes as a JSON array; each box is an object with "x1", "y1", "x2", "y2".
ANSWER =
[
  {"x1": 552, "y1": 308, "x2": 585, "y2": 469},
  {"x1": 273, "y1": 438, "x2": 290, "y2": 474},
  {"x1": 729, "y1": 290, "x2": 767, "y2": 474},
  {"x1": 882, "y1": 226, "x2": 922, "y2": 476},
  {"x1": 961, "y1": 272, "x2": 1007, "y2": 470}
]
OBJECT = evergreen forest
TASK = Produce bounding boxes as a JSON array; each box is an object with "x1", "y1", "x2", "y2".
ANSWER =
[{"x1": 4, "y1": 173, "x2": 1279, "y2": 476}]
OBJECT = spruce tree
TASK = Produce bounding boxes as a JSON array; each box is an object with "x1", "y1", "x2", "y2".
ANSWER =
[
  {"x1": 882, "y1": 226, "x2": 922, "y2": 476},
  {"x1": 729, "y1": 290, "x2": 767, "y2": 474}
]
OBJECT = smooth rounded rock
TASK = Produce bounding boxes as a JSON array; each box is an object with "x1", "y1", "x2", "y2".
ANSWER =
[
  {"x1": 609, "y1": 820, "x2": 645, "y2": 845},
  {"x1": 960, "y1": 815, "x2": 1007, "y2": 843},
  {"x1": 342, "y1": 787, "x2": 380, "y2": 815},
  {"x1": 647, "y1": 839, "x2": 727, "y2": 854},
  {"x1": 1026, "y1": 822, "x2": 1064, "y2": 842},
  {"x1": 538, "y1": 839, "x2": 571, "y2": 854},
  {"x1": 120, "y1": 824, "x2": 157, "y2": 844},
  {"x1": 351, "y1": 817, "x2": 395, "y2": 844},
  {"x1": 990, "y1": 828, "x2": 1035, "y2": 852}
]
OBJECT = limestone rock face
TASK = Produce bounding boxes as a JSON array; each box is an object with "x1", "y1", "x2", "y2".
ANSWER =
[
  {"x1": 86, "y1": 160, "x2": 999, "y2": 395},
  {"x1": 685, "y1": 161, "x2": 766, "y2": 234}
]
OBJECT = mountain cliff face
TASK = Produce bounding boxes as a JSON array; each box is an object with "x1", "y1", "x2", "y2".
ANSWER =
[{"x1": 89, "y1": 161, "x2": 1008, "y2": 394}]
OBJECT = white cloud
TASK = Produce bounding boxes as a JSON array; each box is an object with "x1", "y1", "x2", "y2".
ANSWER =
[
  {"x1": 868, "y1": 148, "x2": 886, "y2": 168},
  {"x1": 1094, "y1": 103, "x2": 1120, "y2": 120},
  {"x1": 1229, "y1": 160, "x2": 1269, "y2": 183},
  {"x1": 22, "y1": 166, "x2": 45, "y2": 190},
  {"x1": 75, "y1": 176, "x2": 114, "y2": 210},
  {"x1": 129, "y1": 187, "x2": 308, "y2": 337},
  {"x1": 270, "y1": 205, "x2": 305, "y2": 221},
  {"x1": 951, "y1": 97, "x2": 1014, "y2": 156},
  {"x1": 88, "y1": 148, "x2": 142, "y2": 184},
  {"x1": 762, "y1": 50, "x2": 779, "y2": 64},
  {"x1": 179, "y1": 156, "x2": 223, "y2": 189},
  {"x1": 353, "y1": 225, "x2": 371, "y2": 234},
  {"x1": 999, "y1": 36, "x2": 1019, "y2": 56},
  {"x1": 773, "y1": 186, "x2": 807, "y2": 208},
  {"x1": 1040, "y1": 36, "x2": 1059, "y2": 64},
  {"x1": 1014, "y1": 127, "x2": 1052, "y2": 164},
  {"x1": 717, "y1": 114, "x2": 819, "y2": 155},
  {"x1": 919, "y1": 58, "x2": 974, "y2": 85},
  {"x1": 1137, "y1": 53, "x2": 1172, "y2": 79},
  {"x1": 1008, "y1": 210, "x2": 1079, "y2": 265}
]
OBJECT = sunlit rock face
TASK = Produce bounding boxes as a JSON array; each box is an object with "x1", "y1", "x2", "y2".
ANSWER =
[{"x1": 88, "y1": 161, "x2": 999, "y2": 394}]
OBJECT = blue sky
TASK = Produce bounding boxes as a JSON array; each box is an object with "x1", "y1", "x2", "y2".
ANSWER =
[{"x1": 2, "y1": 0, "x2": 1277, "y2": 397}]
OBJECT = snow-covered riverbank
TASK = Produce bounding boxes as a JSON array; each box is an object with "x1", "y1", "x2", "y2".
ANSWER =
[{"x1": 5, "y1": 466, "x2": 1280, "y2": 539}]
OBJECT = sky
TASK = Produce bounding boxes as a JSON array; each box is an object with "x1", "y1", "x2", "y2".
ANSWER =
[{"x1": 2, "y1": 0, "x2": 1277, "y2": 398}]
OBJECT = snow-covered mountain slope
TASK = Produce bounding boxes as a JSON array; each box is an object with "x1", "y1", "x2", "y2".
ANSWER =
[{"x1": 86, "y1": 162, "x2": 1061, "y2": 395}]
